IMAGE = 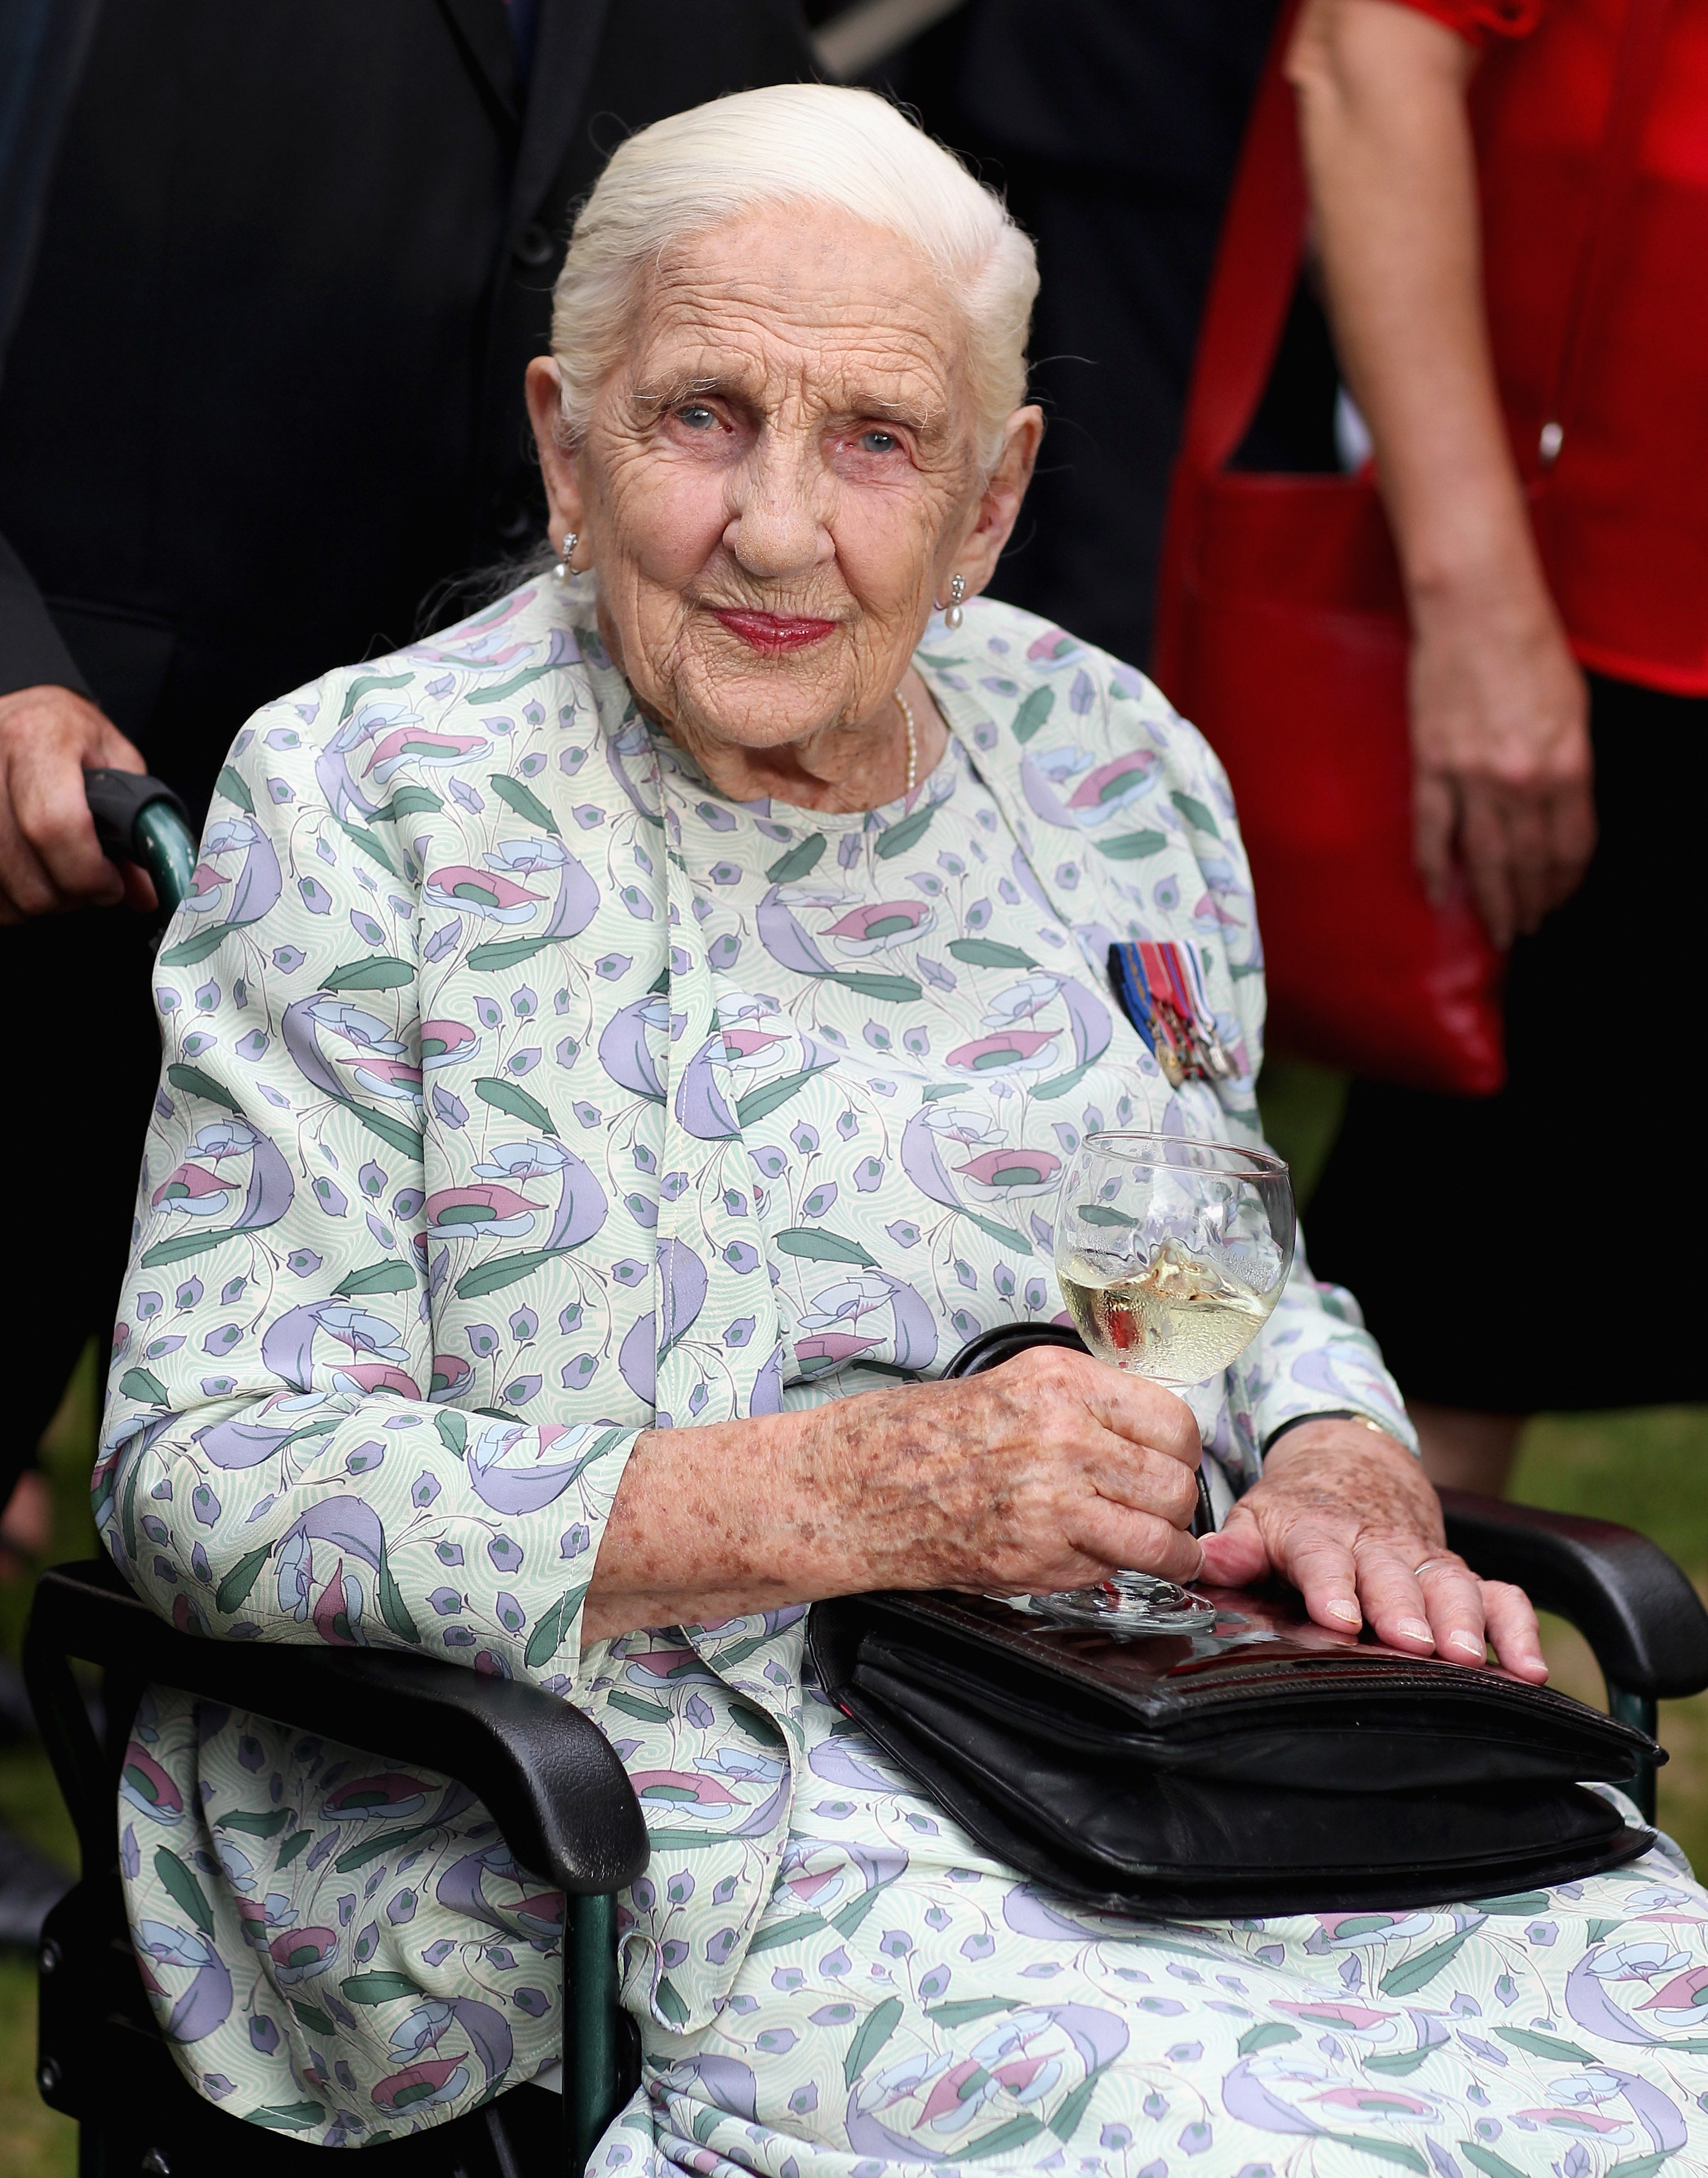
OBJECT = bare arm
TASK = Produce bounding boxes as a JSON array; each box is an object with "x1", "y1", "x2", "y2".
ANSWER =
[
  {"x1": 581, "y1": 1347, "x2": 1205, "y2": 1641},
  {"x1": 1288, "y1": 0, "x2": 1593, "y2": 946}
]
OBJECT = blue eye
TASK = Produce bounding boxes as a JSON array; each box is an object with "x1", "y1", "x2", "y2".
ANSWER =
[
  {"x1": 678, "y1": 405, "x2": 717, "y2": 430},
  {"x1": 859, "y1": 430, "x2": 899, "y2": 454}
]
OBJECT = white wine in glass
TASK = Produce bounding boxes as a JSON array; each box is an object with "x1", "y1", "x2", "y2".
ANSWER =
[{"x1": 1039, "y1": 1131, "x2": 1296, "y2": 1634}]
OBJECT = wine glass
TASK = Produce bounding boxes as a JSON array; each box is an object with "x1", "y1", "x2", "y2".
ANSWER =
[{"x1": 1035, "y1": 1130, "x2": 1297, "y2": 1634}]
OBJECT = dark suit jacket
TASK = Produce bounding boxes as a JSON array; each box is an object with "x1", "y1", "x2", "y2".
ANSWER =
[
  {"x1": 0, "y1": 0, "x2": 814, "y2": 812},
  {"x1": 0, "y1": 0, "x2": 814, "y2": 1474}
]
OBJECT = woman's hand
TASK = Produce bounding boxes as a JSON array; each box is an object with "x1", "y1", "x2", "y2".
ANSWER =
[
  {"x1": 582, "y1": 1347, "x2": 1203, "y2": 1642},
  {"x1": 1409, "y1": 577, "x2": 1595, "y2": 948},
  {"x1": 834, "y1": 1346, "x2": 1205, "y2": 1596},
  {"x1": 1197, "y1": 1419, "x2": 1547, "y2": 1681}
]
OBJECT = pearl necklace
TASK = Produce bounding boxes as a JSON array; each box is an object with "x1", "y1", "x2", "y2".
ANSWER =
[{"x1": 893, "y1": 688, "x2": 918, "y2": 798}]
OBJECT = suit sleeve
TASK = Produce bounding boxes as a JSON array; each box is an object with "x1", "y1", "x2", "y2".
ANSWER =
[{"x1": 0, "y1": 530, "x2": 91, "y2": 698}]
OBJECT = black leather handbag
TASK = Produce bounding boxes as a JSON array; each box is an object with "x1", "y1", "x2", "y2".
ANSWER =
[{"x1": 807, "y1": 1327, "x2": 1658, "y2": 1916}]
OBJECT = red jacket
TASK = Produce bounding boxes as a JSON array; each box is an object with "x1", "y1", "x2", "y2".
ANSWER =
[{"x1": 1396, "y1": 0, "x2": 1708, "y2": 694}]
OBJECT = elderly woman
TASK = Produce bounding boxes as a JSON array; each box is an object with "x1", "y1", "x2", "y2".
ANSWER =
[{"x1": 100, "y1": 85, "x2": 1708, "y2": 2170}]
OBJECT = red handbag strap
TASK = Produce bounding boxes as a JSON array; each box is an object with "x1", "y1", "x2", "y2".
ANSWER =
[
  {"x1": 1178, "y1": 0, "x2": 1673, "y2": 487},
  {"x1": 1177, "y1": 0, "x2": 1309, "y2": 480}
]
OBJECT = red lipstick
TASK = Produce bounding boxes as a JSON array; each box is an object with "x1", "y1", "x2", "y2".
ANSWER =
[{"x1": 713, "y1": 609, "x2": 837, "y2": 655}]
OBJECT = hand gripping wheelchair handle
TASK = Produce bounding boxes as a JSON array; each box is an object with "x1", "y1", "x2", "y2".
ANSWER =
[{"x1": 83, "y1": 766, "x2": 197, "y2": 909}]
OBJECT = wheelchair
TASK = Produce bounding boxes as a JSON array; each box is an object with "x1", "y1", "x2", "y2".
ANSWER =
[{"x1": 24, "y1": 776, "x2": 1708, "y2": 2176}]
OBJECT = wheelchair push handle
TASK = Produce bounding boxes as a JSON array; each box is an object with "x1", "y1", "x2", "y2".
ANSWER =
[{"x1": 84, "y1": 766, "x2": 196, "y2": 912}]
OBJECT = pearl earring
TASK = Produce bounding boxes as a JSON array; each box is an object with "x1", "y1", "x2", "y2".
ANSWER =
[
  {"x1": 552, "y1": 531, "x2": 579, "y2": 583},
  {"x1": 943, "y1": 573, "x2": 967, "y2": 630}
]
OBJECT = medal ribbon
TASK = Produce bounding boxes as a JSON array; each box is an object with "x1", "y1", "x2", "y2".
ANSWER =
[{"x1": 1137, "y1": 940, "x2": 1201, "y2": 1081}]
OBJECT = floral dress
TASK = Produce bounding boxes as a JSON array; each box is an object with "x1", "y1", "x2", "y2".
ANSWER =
[{"x1": 99, "y1": 578, "x2": 1708, "y2": 2171}]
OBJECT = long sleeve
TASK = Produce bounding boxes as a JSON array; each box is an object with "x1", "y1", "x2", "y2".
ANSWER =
[
  {"x1": 0, "y1": 528, "x2": 91, "y2": 697},
  {"x1": 1223, "y1": 1225, "x2": 1417, "y2": 1463},
  {"x1": 96, "y1": 657, "x2": 644, "y2": 1698}
]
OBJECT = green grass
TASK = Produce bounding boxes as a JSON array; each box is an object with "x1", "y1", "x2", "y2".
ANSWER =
[
  {"x1": 0, "y1": 1952, "x2": 69, "y2": 2178},
  {"x1": 1252, "y1": 1056, "x2": 1350, "y2": 1210},
  {"x1": 2, "y1": 1166, "x2": 1705, "y2": 2178},
  {"x1": 1511, "y1": 1407, "x2": 1708, "y2": 1870}
]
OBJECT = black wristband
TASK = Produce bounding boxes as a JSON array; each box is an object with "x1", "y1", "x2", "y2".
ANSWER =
[{"x1": 1261, "y1": 1408, "x2": 1394, "y2": 1459}]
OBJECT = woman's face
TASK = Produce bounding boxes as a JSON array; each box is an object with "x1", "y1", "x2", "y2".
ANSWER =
[{"x1": 527, "y1": 207, "x2": 1041, "y2": 764}]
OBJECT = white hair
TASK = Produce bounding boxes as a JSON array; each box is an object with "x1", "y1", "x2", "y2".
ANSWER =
[{"x1": 548, "y1": 84, "x2": 1038, "y2": 474}]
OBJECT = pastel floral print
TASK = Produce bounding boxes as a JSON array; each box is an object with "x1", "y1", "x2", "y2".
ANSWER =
[{"x1": 99, "y1": 580, "x2": 1708, "y2": 2169}]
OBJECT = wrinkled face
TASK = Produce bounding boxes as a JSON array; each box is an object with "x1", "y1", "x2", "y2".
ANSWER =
[{"x1": 529, "y1": 207, "x2": 1039, "y2": 761}]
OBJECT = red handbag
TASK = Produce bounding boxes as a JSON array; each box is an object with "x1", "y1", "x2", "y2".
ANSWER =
[
  {"x1": 1153, "y1": 2, "x2": 1504, "y2": 1095},
  {"x1": 1154, "y1": 0, "x2": 1673, "y2": 1097}
]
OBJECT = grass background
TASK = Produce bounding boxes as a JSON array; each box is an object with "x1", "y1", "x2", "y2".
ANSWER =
[{"x1": 2, "y1": 1060, "x2": 1704, "y2": 2175}]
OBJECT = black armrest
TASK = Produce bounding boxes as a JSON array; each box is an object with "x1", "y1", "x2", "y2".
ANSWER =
[
  {"x1": 24, "y1": 1558, "x2": 648, "y2": 1896},
  {"x1": 1442, "y1": 1488, "x2": 1708, "y2": 1701}
]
